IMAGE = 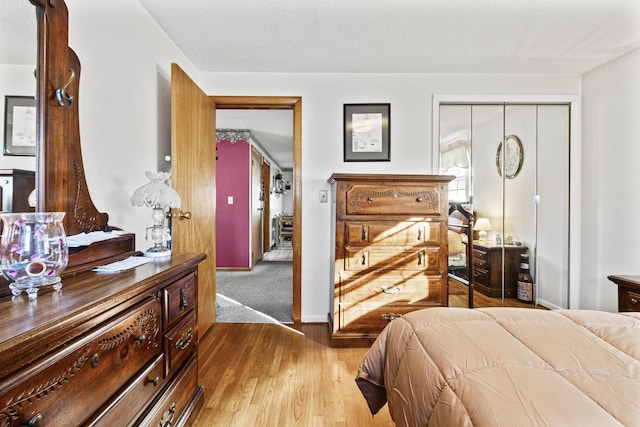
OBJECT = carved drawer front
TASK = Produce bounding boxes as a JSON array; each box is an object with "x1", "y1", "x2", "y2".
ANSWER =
[
  {"x1": 164, "y1": 272, "x2": 197, "y2": 327},
  {"x1": 164, "y1": 311, "x2": 196, "y2": 377},
  {"x1": 0, "y1": 297, "x2": 161, "y2": 427},
  {"x1": 472, "y1": 247, "x2": 489, "y2": 265},
  {"x1": 344, "y1": 184, "x2": 445, "y2": 216},
  {"x1": 339, "y1": 273, "x2": 443, "y2": 305},
  {"x1": 344, "y1": 246, "x2": 440, "y2": 272},
  {"x1": 338, "y1": 302, "x2": 433, "y2": 332},
  {"x1": 137, "y1": 356, "x2": 199, "y2": 427},
  {"x1": 87, "y1": 354, "x2": 165, "y2": 426},
  {"x1": 345, "y1": 221, "x2": 441, "y2": 246}
]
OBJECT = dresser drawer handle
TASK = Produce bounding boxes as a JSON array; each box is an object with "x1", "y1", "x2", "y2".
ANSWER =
[
  {"x1": 417, "y1": 251, "x2": 424, "y2": 266},
  {"x1": 25, "y1": 413, "x2": 43, "y2": 427},
  {"x1": 367, "y1": 197, "x2": 373, "y2": 203},
  {"x1": 180, "y1": 287, "x2": 188, "y2": 310},
  {"x1": 631, "y1": 297, "x2": 639, "y2": 305},
  {"x1": 175, "y1": 328, "x2": 193, "y2": 350},
  {"x1": 381, "y1": 285, "x2": 402, "y2": 294},
  {"x1": 159, "y1": 403, "x2": 176, "y2": 427},
  {"x1": 361, "y1": 252, "x2": 368, "y2": 266},
  {"x1": 381, "y1": 313, "x2": 402, "y2": 321},
  {"x1": 361, "y1": 225, "x2": 369, "y2": 242},
  {"x1": 416, "y1": 197, "x2": 423, "y2": 202},
  {"x1": 135, "y1": 334, "x2": 146, "y2": 345},
  {"x1": 147, "y1": 376, "x2": 160, "y2": 387}
]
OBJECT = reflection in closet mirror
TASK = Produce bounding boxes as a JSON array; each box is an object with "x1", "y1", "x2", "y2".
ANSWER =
[
  {"x1": 0, "y1": 1, "x2": 37, "y2": 210},
  {"x1": 440, "y1": 102, "x2": 570, "y2": 310}
]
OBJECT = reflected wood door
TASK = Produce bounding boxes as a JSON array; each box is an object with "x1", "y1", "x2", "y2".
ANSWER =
[
  {"x1": 171, "y1": 63, "x2": 217, "y2": 335},
  {"x1": 251, "y1": 147, "x2": 263, "y2": 267}
]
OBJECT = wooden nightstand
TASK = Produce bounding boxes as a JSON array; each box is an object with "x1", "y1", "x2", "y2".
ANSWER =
[
  {"x1": 607, "y1": 275, "x2": 640, "y2": 312},
  {"x1": 470, "y1": 242, "x2": 528, "y2": 298}
]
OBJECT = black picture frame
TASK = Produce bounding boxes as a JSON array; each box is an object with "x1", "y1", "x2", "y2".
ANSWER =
[
  {"x1": 4, "y1": 96, "x2": 36, "y2": 156},
  {"x1": 344, "y1": 103, "x2": 390, "y2": 162}
]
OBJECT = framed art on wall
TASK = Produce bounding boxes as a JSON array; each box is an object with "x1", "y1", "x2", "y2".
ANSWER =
[
  {"x1": 4, "y1": 96, "x2": 36, "y2": 156},
  {"x1": 344, "y1": 103, "x2": 390, "y2": 162}
]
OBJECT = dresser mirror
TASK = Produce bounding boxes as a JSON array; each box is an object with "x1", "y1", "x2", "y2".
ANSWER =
[
  {"x1": 0, "y1": 0, "x2": 136, "y2": 296},
  {"x1": 0, "y1": 1, "x2": 37, "y2": 212}
]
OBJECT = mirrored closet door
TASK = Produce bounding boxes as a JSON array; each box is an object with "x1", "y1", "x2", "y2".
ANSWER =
[{"x1": 440, "y1": 103, "x2": 570, "y2": 309}]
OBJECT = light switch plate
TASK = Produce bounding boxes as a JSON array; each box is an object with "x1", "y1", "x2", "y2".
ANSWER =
[
  {"x1": 319, "y1": 190, "x2": 328, "y2": 203},
  {"x1": 228, "y1": 196, "x2": 233, "y2": 204}
]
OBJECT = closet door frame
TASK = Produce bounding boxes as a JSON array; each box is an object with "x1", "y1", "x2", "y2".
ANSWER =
[{"x1": 432, "y1": 94, "x2": 581, "y2": 308}]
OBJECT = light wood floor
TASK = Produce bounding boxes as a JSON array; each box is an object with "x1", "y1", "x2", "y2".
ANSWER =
[{"x1": 193, "y1": 279, "x2": 545, "y2": 426}]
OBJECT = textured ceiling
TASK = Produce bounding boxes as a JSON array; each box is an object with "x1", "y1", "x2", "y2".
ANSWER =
[{"x1": 138, "y1": 0, "x2": 640, "y2": 74}]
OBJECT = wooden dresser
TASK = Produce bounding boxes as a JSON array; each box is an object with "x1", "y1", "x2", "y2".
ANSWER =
[
  {"x1": 607, "y1": 275, "x2": 640, "y2": 312},
  {"x1": 471, "y1": 243, "x2": 528, "y2": 298},
  {"x1": 0, "y1": 252, "x2": 205, "y2": 426},
  {"x1": 328, "y1": 173, "x2": 453, "y2": 347}
]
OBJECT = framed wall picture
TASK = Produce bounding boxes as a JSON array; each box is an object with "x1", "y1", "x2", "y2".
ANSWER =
[
  {"x1": 4, "y1": 96, "x2": 36, "y2": 156},
  {"x1": 344, "y1": 103, "x2": 390, "y2": 162}
]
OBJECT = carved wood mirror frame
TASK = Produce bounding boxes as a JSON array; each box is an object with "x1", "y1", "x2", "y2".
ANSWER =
[{"x1": 33, "y1": 0, "x2": 109, "y2": 235}]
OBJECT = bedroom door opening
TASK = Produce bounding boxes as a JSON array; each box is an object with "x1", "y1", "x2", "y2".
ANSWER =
[
  {"x1": 439, "y1": 101, "x2": 570, "y2": 310},
  {"x1": 214, "y1": 98, "x2": 301, "y2": 322}
]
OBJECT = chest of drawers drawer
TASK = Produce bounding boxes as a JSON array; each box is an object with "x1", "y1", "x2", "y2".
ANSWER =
[
  {"x1": 345, "y1": 221, "x2": 441, "y2": 246},
  {"x1": 339, "y1": 273, "x2": 444, "y2": 305},
  {"x1": 620, "y1": 290, "x2": 640, "y2": 312},
  {"x1": 0, "y1": 297, "x2": 161, "y2": 426},
  {"x1": 165, "y1": 310, "x2": 196, "y2": 376},
  {"x1": 344, "y1": 246, "x2": 441, "y2": 272},
  {"x1": 343, "y1": 184, "x2": 446, "y2": 216}
]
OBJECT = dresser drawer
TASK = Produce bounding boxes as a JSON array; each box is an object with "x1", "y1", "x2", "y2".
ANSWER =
[
  {"x1": 0, "y1": 297, "x2": 161, "y2": 426},
  {"x1": 338, "y1": 302, "x2": 440, "y2": 332},
  {"x1": 344, "y1": 184, "x2": 445, "y2": 216},
  {"x1": 344, "y1": 246, "x2": 440, "y2": 272},
  {"x1": 339, "y1": 273, "x2": 443, "y2": 305},
  {"x1": 164, "y1": 310, "x2": 196, "y2": 377},
  {"x1": 88, "y1": 354, "x2": 165, "y2": 426},
  {"x1": 472, "y1": 247, "x2": 489, "y2": 265},
  {"x1": 345, "y1": 221, "x2": 441, "y2": 246},
  {"x1": 621, "y1": 290, "x2": 640, "y2": 312},
  {"x1": 472, "y1": 266, "x2": 489, "y2": 286},
  {"x1": 137, "y1": 356, "x2": 200, "y2": 427},
  {"x1": 164, "y1": 272, "x2": 197, "y2": 327}
]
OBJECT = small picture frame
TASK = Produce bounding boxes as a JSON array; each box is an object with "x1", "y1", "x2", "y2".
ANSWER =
[
  {"x1": 344, "y1": 103, "x2": 390, "y2": 162},
  {"x1": 4, "y1": 96, "x2": 36, "y2": 156}
]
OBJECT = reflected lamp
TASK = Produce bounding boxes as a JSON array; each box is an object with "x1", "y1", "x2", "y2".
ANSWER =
[
  {"x1": 130, "y1": 171, "x2": 181, "y2": 257},
  {"x1": 473, "y1": 217, "x2": 492, "y2": 243}
]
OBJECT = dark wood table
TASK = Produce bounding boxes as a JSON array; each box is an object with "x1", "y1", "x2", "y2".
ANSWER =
[{"x1": 607, "y1": 275, "x2": 640, "y2": 312}]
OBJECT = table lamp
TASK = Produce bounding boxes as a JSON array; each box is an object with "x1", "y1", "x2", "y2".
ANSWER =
[
  {"x1": 473, "y1": 217, "x2": 492, "y2": 243},
  {"x1": 130, "y1": 171, "x2": 181, "y2": 257}
]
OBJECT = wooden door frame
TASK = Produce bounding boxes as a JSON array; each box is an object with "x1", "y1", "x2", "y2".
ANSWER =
[{"x1": 211, "y1": 96, "x2": 302, "y2": 323}]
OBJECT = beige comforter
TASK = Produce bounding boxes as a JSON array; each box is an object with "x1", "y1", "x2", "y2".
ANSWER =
[{"x1": 356, "y1": 307, "x2": 640, "y2": 426}]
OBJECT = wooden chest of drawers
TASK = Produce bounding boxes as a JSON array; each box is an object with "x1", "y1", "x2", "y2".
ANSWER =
[
  {"x1": 0, "y1": 252, "x2": 205, "y2": 426},
  {"x1": 328, "y1": 173, "x2": 453, "y2": 347},
  {"x1": 471, "y1": 243, "x2": 528, "y2": 298}
]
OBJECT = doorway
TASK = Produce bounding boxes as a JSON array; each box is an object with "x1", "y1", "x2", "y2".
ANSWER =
[{"x1": 212, "y1": 96, "x2": 302, "y2": 323}]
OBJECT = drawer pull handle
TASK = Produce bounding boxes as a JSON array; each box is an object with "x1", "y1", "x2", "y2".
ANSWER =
[
  {"x1": 180, "y1": 288, "x2": 188, "y2": 310},
  {"x1": 147, "y1": 376, "x2": 160, "y2": 387},
  {"x1": 135, "y1": 334, "x2": 146, "y2": 345},
  {"x1": 367, "y1": 197, "x2": 373, "y2": 203},
  {"x1": 25, "y1": 413, "x2": 43, "y2": 427},
  {"x1": 417, "y1": 251, "x2": 424, "y2": 266},
  {"x1": 416, "y1": 197, "x2": 423, "y2": 202},
  {"x1": 91, "y1": 353, "x2": 99, "y2": 369},
  {"x1": 381, "y1": 285, "x2": 402, "y2": 294},
  {"x1": 361, "y1": 226, "x2": 368, "y2": 242},
  {"x1": 417, "y1": 229, "x2": 422, "y2": 241},
  {"x1": 160, "y1": 403, "x2": 176, "y2": 427},
  {"x1": 175, "y1": 328, "x2": 193, "y2": 350},
  {"x1": 361, "y1": 252, "x2": 368, "y2": 266},
  {"x1": 381, "y1": 313, "x2": 402, "y2": 321},
  {"x1": 631, "y1": 298, "x2": 638, "y2": 305}
]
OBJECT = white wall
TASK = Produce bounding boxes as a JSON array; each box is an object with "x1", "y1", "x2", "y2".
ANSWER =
[
  {"x1": 65, "y1": 0, "x2": 198, "y2": 250},
  {"x1": 581, "y1": 48, "x2": 640, "y2": 311}
]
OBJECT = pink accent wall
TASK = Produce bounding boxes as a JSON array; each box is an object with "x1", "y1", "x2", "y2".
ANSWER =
[{"x1": 215, "y1": 139, "x2": 250, "y2": 268}]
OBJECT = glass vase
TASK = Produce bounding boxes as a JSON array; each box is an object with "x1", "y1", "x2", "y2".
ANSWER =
[{"x1": 0, "y1": 212, "x2": 68, "y2": 300}]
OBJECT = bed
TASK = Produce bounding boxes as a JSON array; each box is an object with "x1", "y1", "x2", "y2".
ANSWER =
[{"x1": 355, "y1": 307, "x2": 640, "y2": 426}]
